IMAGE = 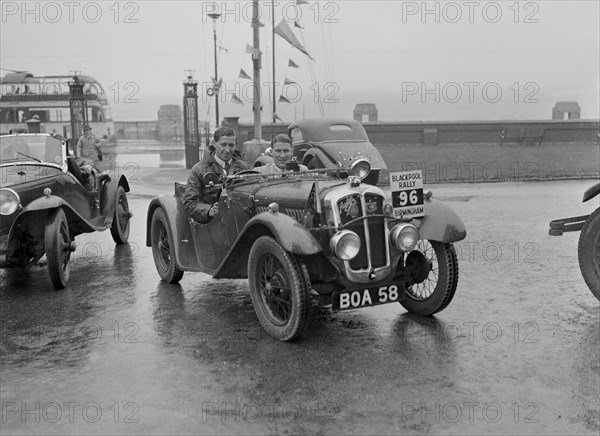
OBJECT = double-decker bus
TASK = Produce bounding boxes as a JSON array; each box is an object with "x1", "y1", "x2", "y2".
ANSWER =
[{"x1": 0, "y1": 72, "x2": 115, "y2": 139}]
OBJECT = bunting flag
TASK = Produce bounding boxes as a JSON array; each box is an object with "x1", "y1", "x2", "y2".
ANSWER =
[
  {"x1": 294, "y1": 21, "x2": 303, "y2": 29},
  {"x1": 273, "y1": 113, "x2": 283, "y2": 122},
  {"x1": 230, "y1": 94, "x2": 244, "y2": 105},
  {"x1": 245, "y1": 44, "x2": 254, "y2": 54},
  {"x1": 238, "y1": 69, "x2": 251, "y2": 80},
  {"x1": 211, "y1": 77, "x2": 223, "y2": 89},
  {"x1": 284, "y1": 77, "x2": 297, "y2": 85},
  {"x1": 251, "y1": 19, "x2": 264, "y2": 28},
  {"x1": 279, "y1": 95, "x2": 291, "y2": 103},
  {"x1": 273, "y1": 19, "x2": 314, "y2": 60},
  {"x1": 288, "y1": 59, "x2": 300, "y2": 68}
]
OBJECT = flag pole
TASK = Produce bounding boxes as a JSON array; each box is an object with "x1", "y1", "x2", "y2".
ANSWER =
[
  {"x1": 252, "y1": 0, "x2": 262, "y2": 140},
  {"x1": 272, "y1": 0, "x2": 276, "y2": 124}
]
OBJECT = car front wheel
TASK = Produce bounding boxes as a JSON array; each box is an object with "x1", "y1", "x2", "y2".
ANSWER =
[
  {"x1": 578, "y1": 207, "x2": 600, "y2": 300},
  {"x1": 110, "y1": 186, "x2": 131, "y2": 244},
  {"x1": 248, "y1": 236, "x2": 312, "y2": 341},
  {"x1": 151, "y1": 208, "x2": 184, "y2": 283},
  {"x1": 45, "y1": 208, "x2": 74, "y2": 289},
  {"x1": 400, "y1": 240, "x2": 459, "y2": 316}
]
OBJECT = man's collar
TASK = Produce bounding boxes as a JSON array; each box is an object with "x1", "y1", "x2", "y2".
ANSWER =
[{"x1": 213, "y1": 156, "x2": 231, "y2": 168}]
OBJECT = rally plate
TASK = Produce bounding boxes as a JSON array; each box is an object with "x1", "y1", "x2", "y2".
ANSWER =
[{"x1": 332, "y1": 283, "x2": 405, "y2": 311}]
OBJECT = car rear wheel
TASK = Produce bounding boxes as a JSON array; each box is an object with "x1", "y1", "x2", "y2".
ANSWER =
[
  {"x1": 45, "y1": 208, "x2": 73, "y2": 290},
  {"x1": 248, "y1": 236, "x2": 312, "y2": 341},
  {"x1": 400, "y1": 240, "x2": 459, "y2": 316},
  {"x1": 110, "y1": 186, "x2": 131, "y2": 244},
  {"x1": 578, "y1": 207, "x2": 600, "y2": 300},
  {"x1": 151, "y1": 208, "x2": 184, "y2": 283}
]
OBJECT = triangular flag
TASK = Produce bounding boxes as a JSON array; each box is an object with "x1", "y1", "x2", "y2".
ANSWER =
[
  {"x1": 238, "y1": 69, "x2": 251, "y2": 80},
  {"x1": 230, "y1": 94, "x2": 244, "y2": 105},
  {"x1": 245, "y1": 44, "x2": 254, "y2": 54},
  {"x1": 251, "y1": 19, "x2": 264, "y2": 28},
  {"x1": 274, "y1": 113, "x2": 283, "y2": 122},
  {"x1": 284, "y1": 77, "x2": 296, "y2": 85},
  {"x1": 273, "y1": 19, "x2": 314, "y2": 61},
  {"x1": 288, "y1": 59, "x2": 300, "y2": 68},
  {"x1": 279, "y1": 95, "x2": 291, "y2": 103},
  {"x1": 294, "y1": 21, "x2": 303, "y2": 29}
]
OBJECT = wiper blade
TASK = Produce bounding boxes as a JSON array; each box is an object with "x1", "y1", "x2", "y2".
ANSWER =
[{"x1": 16, "y1": 152, "x2": 41, "y2": 162}]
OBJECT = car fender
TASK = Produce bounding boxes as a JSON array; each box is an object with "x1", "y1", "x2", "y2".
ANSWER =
[
  {"x1": 214, "y1": 211, "x2": 322, "y2": 278},
  {"x1": 583, "y1": 182, "x2": 600, "y2": 203},
  {"x1": 146, "y1": 196, "x2": 201, "y2": 271},
  {"x1": 417, "y1": 198, "x2": 467, "y2": 243},
  {"x1": 8, "y1": 195, "x2": 97, "y2": 241}
]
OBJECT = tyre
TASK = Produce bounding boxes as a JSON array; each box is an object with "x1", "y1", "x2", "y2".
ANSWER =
[
  {"x1": 400, "y1": 240, "x2": 459, "y2": 316},
  {"x1": 110, "y1": 186, "x2": 131, "y2": 244},
  {"x1": 45, "y1": 208, "x2": 73, "y2": 289},
  {"x1": 578, "y1": 207, "x2": 600, "y2": 300},
  {"x1": 248, "y1": 236, "x2": 312, "y2": 341},
  {"x1": 151, "y1": 208, "x2": 184, "y2": 283}
]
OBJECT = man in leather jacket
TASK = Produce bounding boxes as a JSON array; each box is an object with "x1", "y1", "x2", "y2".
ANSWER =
[{"x1": 182, "y1": 126, "x2": 249, "y2": 223}]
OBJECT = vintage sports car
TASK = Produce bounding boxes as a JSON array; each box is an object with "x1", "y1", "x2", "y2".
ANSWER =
[
  {"x1": 549, "y1": 181, "x2": 600, "y2": 300},
  {"x1": 146, "y1": 160, "x2": 466, "y2": 341},
  {"x1": 287, "y1": 118, "x2": 388, "y2": 185},
  {"x1": 0, "y1": 133, "x2": 132, "y2": 289}
]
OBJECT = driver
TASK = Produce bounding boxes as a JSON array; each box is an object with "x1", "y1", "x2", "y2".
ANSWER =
[
  {"x1": 183, "y1": 126, "x2": 249, "y2": 223},
  {"x1": 257, "y1": 134, "x2": 308, "y2": 177}
]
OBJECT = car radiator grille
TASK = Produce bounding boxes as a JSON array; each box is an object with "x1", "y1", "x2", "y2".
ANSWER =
[{"x1": 337, "y1": 193, "x2": 386, "y2": 270}]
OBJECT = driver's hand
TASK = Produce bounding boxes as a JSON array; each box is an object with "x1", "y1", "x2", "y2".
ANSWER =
[{"x1": 209, "y1": 204, "x2": 219, "y2": 217}]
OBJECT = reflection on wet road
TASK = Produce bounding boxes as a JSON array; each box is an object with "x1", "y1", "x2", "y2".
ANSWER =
[{"x1": 1, "y1": 180, "x2": 598, "y2": 435}]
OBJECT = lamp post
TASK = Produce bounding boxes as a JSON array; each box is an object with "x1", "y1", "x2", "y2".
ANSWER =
[{"x1": 208, "y1": 12, "x2": 221, "y2": 128}]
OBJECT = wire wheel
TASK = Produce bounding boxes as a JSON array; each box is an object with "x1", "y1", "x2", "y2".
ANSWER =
[
  {"x1": 400, "y1": 240, "x2": 459, "y2": 316},
  {"x1": 578, "y1": 207, "x2": 600, "y2": 300},
  {"x1": 248, "y1": 236, "x2": 311, "y2": 341},
  {"x1": 110, "y1": 186, "x2": 131, "y2": 244},
  {"x1": 151, "y1": 208, "x2": 183, "y2": 283},
  {"x1": 45, "y1": 208, "x2": 73, "y2": 289}
]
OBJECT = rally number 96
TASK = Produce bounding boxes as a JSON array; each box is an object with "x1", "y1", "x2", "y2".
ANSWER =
[{"x1": 397, "y1": 190, "x2": 419, "y2": 206}]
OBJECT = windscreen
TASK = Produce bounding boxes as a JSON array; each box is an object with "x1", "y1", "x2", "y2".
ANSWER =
[{"x1": 0, "y1": 135, "x2": 64, "y2": 165}]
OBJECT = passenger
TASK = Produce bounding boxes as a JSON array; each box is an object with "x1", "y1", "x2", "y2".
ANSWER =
[
  {"x1": 182, "y1": 126, "x2": 249, "y2": 223},
  {"x1": 257, "y1": 134, "x2": 307, "y2": 178},
  {"x1": 75, "y1": 124, "x2": 109, "y2": 189}
]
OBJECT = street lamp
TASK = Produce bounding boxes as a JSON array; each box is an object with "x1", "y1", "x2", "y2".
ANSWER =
[{"x1": 208, "y1": 12, "x2": 221, "y2": 128}]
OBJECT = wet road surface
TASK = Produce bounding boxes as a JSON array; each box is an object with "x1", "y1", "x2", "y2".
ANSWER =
[{"x1": 1, "y1": 179, "x2": 599, "y2": 435}]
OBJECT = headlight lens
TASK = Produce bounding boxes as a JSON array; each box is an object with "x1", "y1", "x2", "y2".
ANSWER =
[
  {"x1": 330, "y1": 230, "x2": 361, "y2": 260},
  {"x1": 390, "y1": 223, "x2": 419, "y2": 252},
  {"x1": 348, "y1": 158, "x2": 371, "y2": 180},
  {"x1": 0, "y1": 188, "x2": 20, "y2": 216}
]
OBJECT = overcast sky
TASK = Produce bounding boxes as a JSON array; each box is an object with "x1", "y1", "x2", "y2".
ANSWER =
[{"x1": 1, "y1": 0, "x2": 598, "y2": 123}]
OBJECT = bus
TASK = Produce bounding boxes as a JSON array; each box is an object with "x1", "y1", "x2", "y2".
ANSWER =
[{"x1": 0, "y1": 72, "x2": 115, "y2": 140}]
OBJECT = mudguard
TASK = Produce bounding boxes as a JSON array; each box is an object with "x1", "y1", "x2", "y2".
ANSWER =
[
  {"x1": 145, "y1": 196, "x2": 202, "y2": 272},
  {"x1": 417, "y1": 198, "x2": 467, "y2": 243},
  {"x1": 583, "y1": 182, "x2": 600, "y2": 203},
  {"x1": 214, "y1": 211, "x2": 321, "y2": 278}
]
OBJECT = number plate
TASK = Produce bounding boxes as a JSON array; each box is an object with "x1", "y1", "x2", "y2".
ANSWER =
[{"x1": 332, "y1": 284, "x2": 405, "y2": 311}]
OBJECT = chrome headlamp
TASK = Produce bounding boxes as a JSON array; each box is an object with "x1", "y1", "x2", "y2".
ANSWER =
[
  {"x1": 0, "y1": 188, "x2": 20, "y2": 216},
  {"x1": 330, "y1": 230, "x2": 361, "y2": 260},
  {"x1": 348, "y1": 157, "x2": 371, "y2": 180},
  {"x1": 390, "y1": 223, "x2": 419, "y2": 252}
]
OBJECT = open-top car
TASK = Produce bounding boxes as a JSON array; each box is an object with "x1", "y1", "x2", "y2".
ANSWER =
[
  {"x1": 287, "y1": 118, "x2": 388, "y2": 185},
  {"x1": 549, "y1": 181, "x2": 600, "y2": 300},
  {"x1": 146, "y1": 159, "x2": 466, "y2": 341},
  {"x1": 0, "y1": 133, "x2": 132, "y2": 289}
]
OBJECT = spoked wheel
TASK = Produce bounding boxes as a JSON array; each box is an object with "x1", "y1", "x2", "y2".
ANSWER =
[
  {"x1": 400, "y1": 239, "x2": 459, "y2": 316},
  {"x1": 151, "y1": 208, "x2": 183, "y2": 283},
  {"x1": 45, "y1": 208, "x2": 74, "y2": 289},
  {"x1": 110, "y1": 186, "x2": 131, "y2": 244},
  {"x1": 248, "y1": 236, "x2": 312, "y2": 341},
  {"x1": 578, "y1": 207, "x2": 600, "y2": 300}
]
